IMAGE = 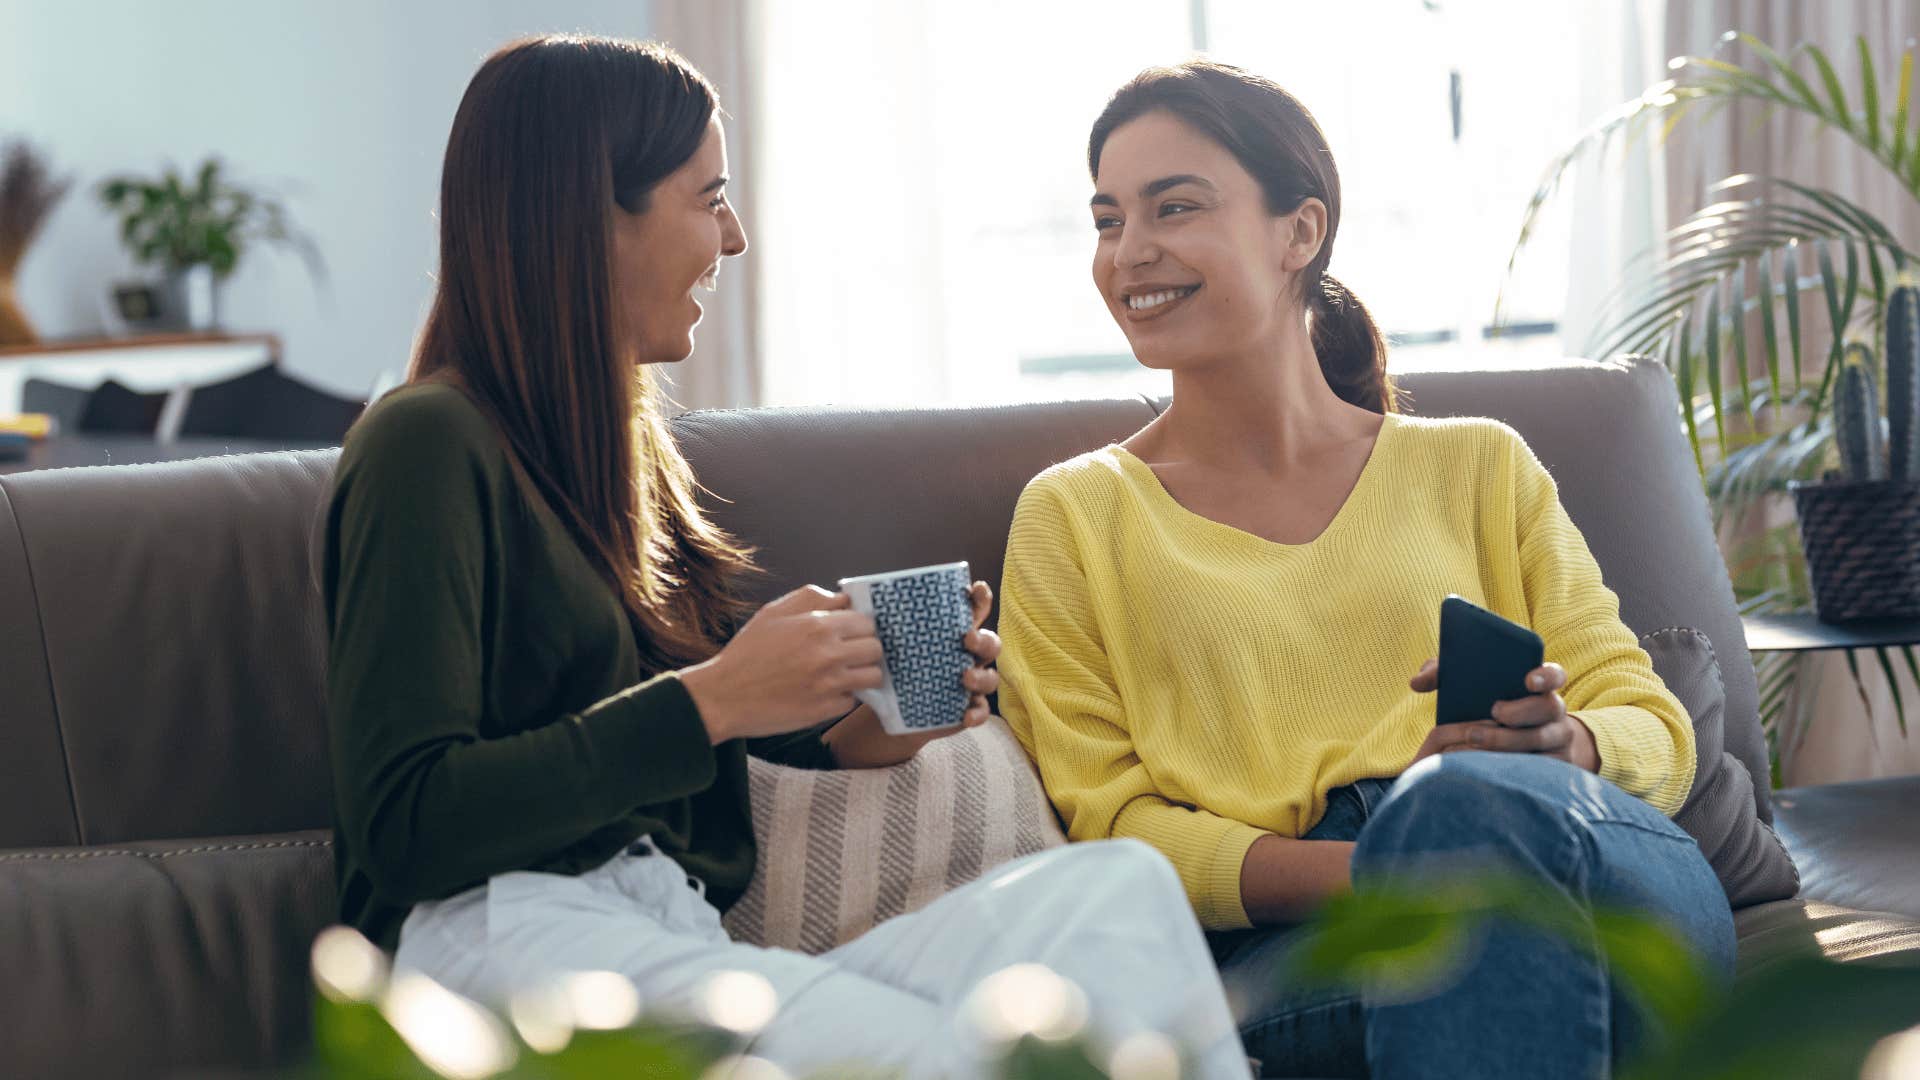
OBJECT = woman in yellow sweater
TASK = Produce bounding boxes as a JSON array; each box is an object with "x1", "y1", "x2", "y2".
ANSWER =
[{"x1": 998, "y1": 60, "x2": 1735, "y2": 1078}]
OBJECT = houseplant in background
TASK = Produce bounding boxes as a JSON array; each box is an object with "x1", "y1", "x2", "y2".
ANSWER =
[
  {"x1": 1792, "y1": 300, "x2": 1920, "y2": 625},
  {"x1": 0, "y1": 139, "x2": 73, "y2": 346},
  {"x1": 98, "y1": 157, "x2": 322, "y2": 332},
  {"x1": 1503, "y1": 33, "x2": 1920, "y2": 778}
]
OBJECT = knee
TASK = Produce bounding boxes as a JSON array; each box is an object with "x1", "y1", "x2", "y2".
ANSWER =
[{"x1": 1355, "y1": 752, "x2": 1576, "y2": 876}]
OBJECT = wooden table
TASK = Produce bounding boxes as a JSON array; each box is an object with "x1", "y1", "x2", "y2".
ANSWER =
[
  {"x1": 0, "y1": 332, "x2": 281, "y2": 418},
  {"x1": 0, "y1": 331, "x2": 281, "y2": 359},
  {"x1": 0, "y1": 434, "x2": 331, "y2": 475}
]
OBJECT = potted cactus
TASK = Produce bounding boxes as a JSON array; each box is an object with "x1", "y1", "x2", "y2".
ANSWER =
[{"x1": 1790, "y1": 278, "x2": 1920, "y2": 623}]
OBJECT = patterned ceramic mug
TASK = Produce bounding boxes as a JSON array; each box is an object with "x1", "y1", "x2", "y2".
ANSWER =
[{"x1": 837, "y1": 561, "x2": 975, "y2": 736}]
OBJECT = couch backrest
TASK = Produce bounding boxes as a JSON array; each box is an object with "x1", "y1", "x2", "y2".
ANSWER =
[
  {"x1": 678, "y1": 358, "x2": 1768, "y2": 821},
  {"x1": 0, "y1": 451, "x2": 340, "y2": 848},
  {"x1": 0, "y1": 359, "x2": 1768, "y2": 849}
]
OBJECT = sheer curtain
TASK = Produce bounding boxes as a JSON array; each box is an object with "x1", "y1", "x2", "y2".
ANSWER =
[
  {"x1": 746, "y1": 1, "x2": 1634, "y2": 409},
  {"x1": 751, "y1": 0, "x2": 1192, "y2": 408},
  {"x1": 1664, "y1": 2, "x2": 1920, "y2": 272},
  {"x1": 1559, "y1": 0, "x2": 1670, "y2": 353},
  {"x1": 651, "y1": 0, "x2": 765, "y2": 411}
]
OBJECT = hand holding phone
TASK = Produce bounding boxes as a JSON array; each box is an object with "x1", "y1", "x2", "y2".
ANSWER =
[
  {"x1": 1406, "y1": 596, "x2": 1600, "y2": 772},
  {"x1": 1434, "y1": 595, "x2": 1544, "y2": 725}
]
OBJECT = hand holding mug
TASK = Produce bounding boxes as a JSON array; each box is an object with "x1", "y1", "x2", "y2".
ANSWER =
[
  {"x1": 827, "y1": 577, "x2": 999, "y2": 768},
  {"x1": 681, "y1": 585, "x2": 884, "y2": 743}
]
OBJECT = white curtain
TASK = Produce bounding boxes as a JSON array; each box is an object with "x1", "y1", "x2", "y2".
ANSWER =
[
  {"x1": 1664, "y1": 2, "x2": 1920, "y2": 264},
  {"x1": 745, "y1": 0, "x2": 1197, "y2": 409},
  {"x1": 1662, "y1": 1, "x2": 1920, "y2": 786},
  {"x1": 750, "y1": 0, "x2": 955, "y2": 408},
  {"x1": 1558, "y1": 0, "x2": 1670, "y2": 354},
  {"x1": 650, "y1": 0, "x2": 765, "y2": 412}
]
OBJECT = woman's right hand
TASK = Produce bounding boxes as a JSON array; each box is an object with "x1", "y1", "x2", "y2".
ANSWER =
[{"x1": 679, "y1": 585, "x2": 884, "y2": 744}]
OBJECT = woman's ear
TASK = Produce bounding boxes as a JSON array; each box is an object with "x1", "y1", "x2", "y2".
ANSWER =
[{"x1": 1281, "y1": 198, "x2": 1328, "y2": 273}]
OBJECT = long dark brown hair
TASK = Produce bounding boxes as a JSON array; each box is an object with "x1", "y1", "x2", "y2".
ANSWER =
[
  {"x1": 408, "y1": 34, "x2": 753, "y2": 668},
  {"x1": 1089, "y1": 60, "x2": 1400, "y2": 414}
]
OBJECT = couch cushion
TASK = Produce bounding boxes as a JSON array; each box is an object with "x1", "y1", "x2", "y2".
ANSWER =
[
  {"x1": 1771, "y1": 775, "x2": 1920, "y2": 922},
  {"x1": 1734, "y1": 898, "x2": 1920, "y2": 977},
  {"x1": 1395, "y1": 361, "x2": 1774, "y2": 824},
  {"x1": 1641, "y1": 628, "x2": 1799, "y2": 908},
  {"x1": 723, "y1": 717, "x2": 1065, "y2": 953},
  {"x1": 0, "y1": 831, "x2": 335, "y2": 1076},
  {"x1": 0, "y1": 480, "x2": 76, "y2": 847},
  {"x1": 0, "y1": 452, "x2": 338, "y2": 845}
]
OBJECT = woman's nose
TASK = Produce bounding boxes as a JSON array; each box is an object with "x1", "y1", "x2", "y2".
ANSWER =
[
  {"x1": 1111, "y1": 222, "x2": 1156, "y2": 269},
  {"x1": 722, "y1": 204, "x2": 748, "y2": 257}
]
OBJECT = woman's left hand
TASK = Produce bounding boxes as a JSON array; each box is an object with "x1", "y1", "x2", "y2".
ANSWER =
[
  {"x1": 1407, "y1": 659, "x2": 1601, "y2": 773},
  {"x1": 823, "y1": 581, "x2": 1001, "y2": 769}
]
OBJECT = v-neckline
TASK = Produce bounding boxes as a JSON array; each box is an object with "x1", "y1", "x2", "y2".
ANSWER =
[{"x1": 1110, "y1": 413, "x2": 1398, "y2": 552}]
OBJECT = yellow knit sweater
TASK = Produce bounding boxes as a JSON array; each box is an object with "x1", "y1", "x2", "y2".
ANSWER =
[{"x1": 997, "y1": 413, "x2": 1696, "y2": 931}]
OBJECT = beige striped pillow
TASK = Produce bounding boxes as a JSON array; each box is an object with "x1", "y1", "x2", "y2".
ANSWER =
[{"x1": 722, "y1": 716, "x2": 1067, "y2": 954}]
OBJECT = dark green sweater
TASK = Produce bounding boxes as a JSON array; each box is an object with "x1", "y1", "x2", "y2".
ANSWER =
[{"x1": 322, "y1": 383, "x2": 831, "y2": 950}]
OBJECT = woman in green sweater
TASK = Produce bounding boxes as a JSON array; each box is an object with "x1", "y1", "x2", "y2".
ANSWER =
[
  {"x1": 323, "y1": 35, "x2": 1249, "y2": 1079},
  {"x1": 998, "y1": 61, "x2": 1737, "y2": 1078}
]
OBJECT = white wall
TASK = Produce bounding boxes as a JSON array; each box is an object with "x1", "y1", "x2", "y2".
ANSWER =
[{"x1": 0, "y1": 0, "x2": 653, "y2": 397}]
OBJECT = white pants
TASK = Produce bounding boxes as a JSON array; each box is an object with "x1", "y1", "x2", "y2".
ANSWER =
[{"x1": 395, "y1": 838, "x2": 1251, "y2": 1079}]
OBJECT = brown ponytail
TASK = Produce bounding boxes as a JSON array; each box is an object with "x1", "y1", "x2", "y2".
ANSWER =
[
  {"x1": 1311, "y1": 273, "x2": 1397, "y2": 413},
  {"x1": 1090, "y1": 60, "x2": 1399, "y2": 414}
]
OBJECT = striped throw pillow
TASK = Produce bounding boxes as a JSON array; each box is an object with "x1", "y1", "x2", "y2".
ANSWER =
[{"x1": 722, "y1": 716, "x2": 1067, "y2": 954}]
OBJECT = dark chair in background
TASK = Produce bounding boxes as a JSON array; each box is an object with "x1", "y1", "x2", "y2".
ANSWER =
[
  {"x1": 20, "y1": 378, "x2": 92, "y2": 433},
  {"x1": 177, "y1": 365, "x2": 365, "y2": 444},
  {"x1": 73, "y1": 379, "x2": 170, "y2": 435}
]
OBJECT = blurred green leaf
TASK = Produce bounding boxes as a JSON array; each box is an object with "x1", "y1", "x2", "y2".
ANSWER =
[
  {"x1": 1893, "y1": 50, "x2": 1914, "y2": 166},
  {"x1": 1620, "y1": 956, "x2": 1920, "y2": 1080},
  {"x1": 311, "y1": 996, "x2": 436, "y2": 1079},
  {"x1": 1288, "y1": 887, "x2": 1475, "y2": 1003},
  {"x1": 1804, "y1": 43, "x2": 1854, "y2": 137},
  {"x1": 1872, "y1": 646, "x2": 1909, "y2": 739},
  {"x1": 998, "y1": 1035, "x2": 1111, "y2": 1080},
  {"x1": 529, "y1": 1026, "x2": 715, "y2": 1079},
  {"x1": 1857, "y1": 37, "x2": 1882, "y2": 150},
  {"x1": 1591, "y1": 911, "x2": 1712, "y2": 1034},
  {"x1": 1731, "y1": 265, "x2": 1754, "y2": 420},
  {"x1": 1705, "y1": 285, "x2": 1727, "y2": 450}
]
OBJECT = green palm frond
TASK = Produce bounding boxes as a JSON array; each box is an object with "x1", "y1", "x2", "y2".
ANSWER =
[
  {"x1": 1501, "y1": 34, "x2": 1919, "y2": 323},
  {"x1": 1507, "y1": 34, "x2": 1920, "y2": 780}
]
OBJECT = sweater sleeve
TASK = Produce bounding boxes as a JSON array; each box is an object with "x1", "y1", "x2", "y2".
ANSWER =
[
  {"x1": 1505, "y1": 429, "x2": 1696, "y2": 815},
  {"x1": 324, "y1": 395, "x2": 719, "y2": 904},
  {"x1": 998, "y1": 481, "x2": 1267, "y2": 930}
]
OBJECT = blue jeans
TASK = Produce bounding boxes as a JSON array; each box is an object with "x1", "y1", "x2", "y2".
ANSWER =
[{"x1": 1208, "y1": 752, "x2": 1736, "y2": 1079}]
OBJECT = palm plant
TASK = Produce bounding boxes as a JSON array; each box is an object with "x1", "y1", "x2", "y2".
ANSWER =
[{"x1": 1503, "y1": 34, "x2": 1920, "y2": 774}]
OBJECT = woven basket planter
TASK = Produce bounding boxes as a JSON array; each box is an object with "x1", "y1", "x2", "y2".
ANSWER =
[{"x1": 1791, "y1": 478, "x2": 1920, "y2": 623}]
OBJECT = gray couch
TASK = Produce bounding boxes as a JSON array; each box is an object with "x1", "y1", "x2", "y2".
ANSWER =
[{"x1": 3, "y1": 359, "x2": 1918, "y2": 1076}]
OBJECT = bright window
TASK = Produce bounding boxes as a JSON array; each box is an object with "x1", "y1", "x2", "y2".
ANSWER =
[{"x1": 754, "y1": 0, "x2": 1584, "y2": 407}]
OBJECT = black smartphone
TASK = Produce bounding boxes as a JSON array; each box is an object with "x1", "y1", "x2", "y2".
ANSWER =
[{"x1": 1434, "y1": 595, "x2": 1545, "y2": 725}]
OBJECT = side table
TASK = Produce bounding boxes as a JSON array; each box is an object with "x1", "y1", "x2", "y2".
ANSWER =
[{"x1": 1743, "y1": 612, "x2": 1920, "y2": 655}]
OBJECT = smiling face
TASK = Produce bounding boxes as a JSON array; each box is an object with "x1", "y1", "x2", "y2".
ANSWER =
[
  {"x1": 1090, "y1": 109, "x2": 1324, "y2": 371},
  {"x1": 611, "y1": 114, "x2": 749, "y2": 366}
]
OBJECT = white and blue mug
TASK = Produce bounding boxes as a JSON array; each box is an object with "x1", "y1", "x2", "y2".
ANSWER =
[{"x1": 837, "y1": 561, "x2": 975, "y2": 736}]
